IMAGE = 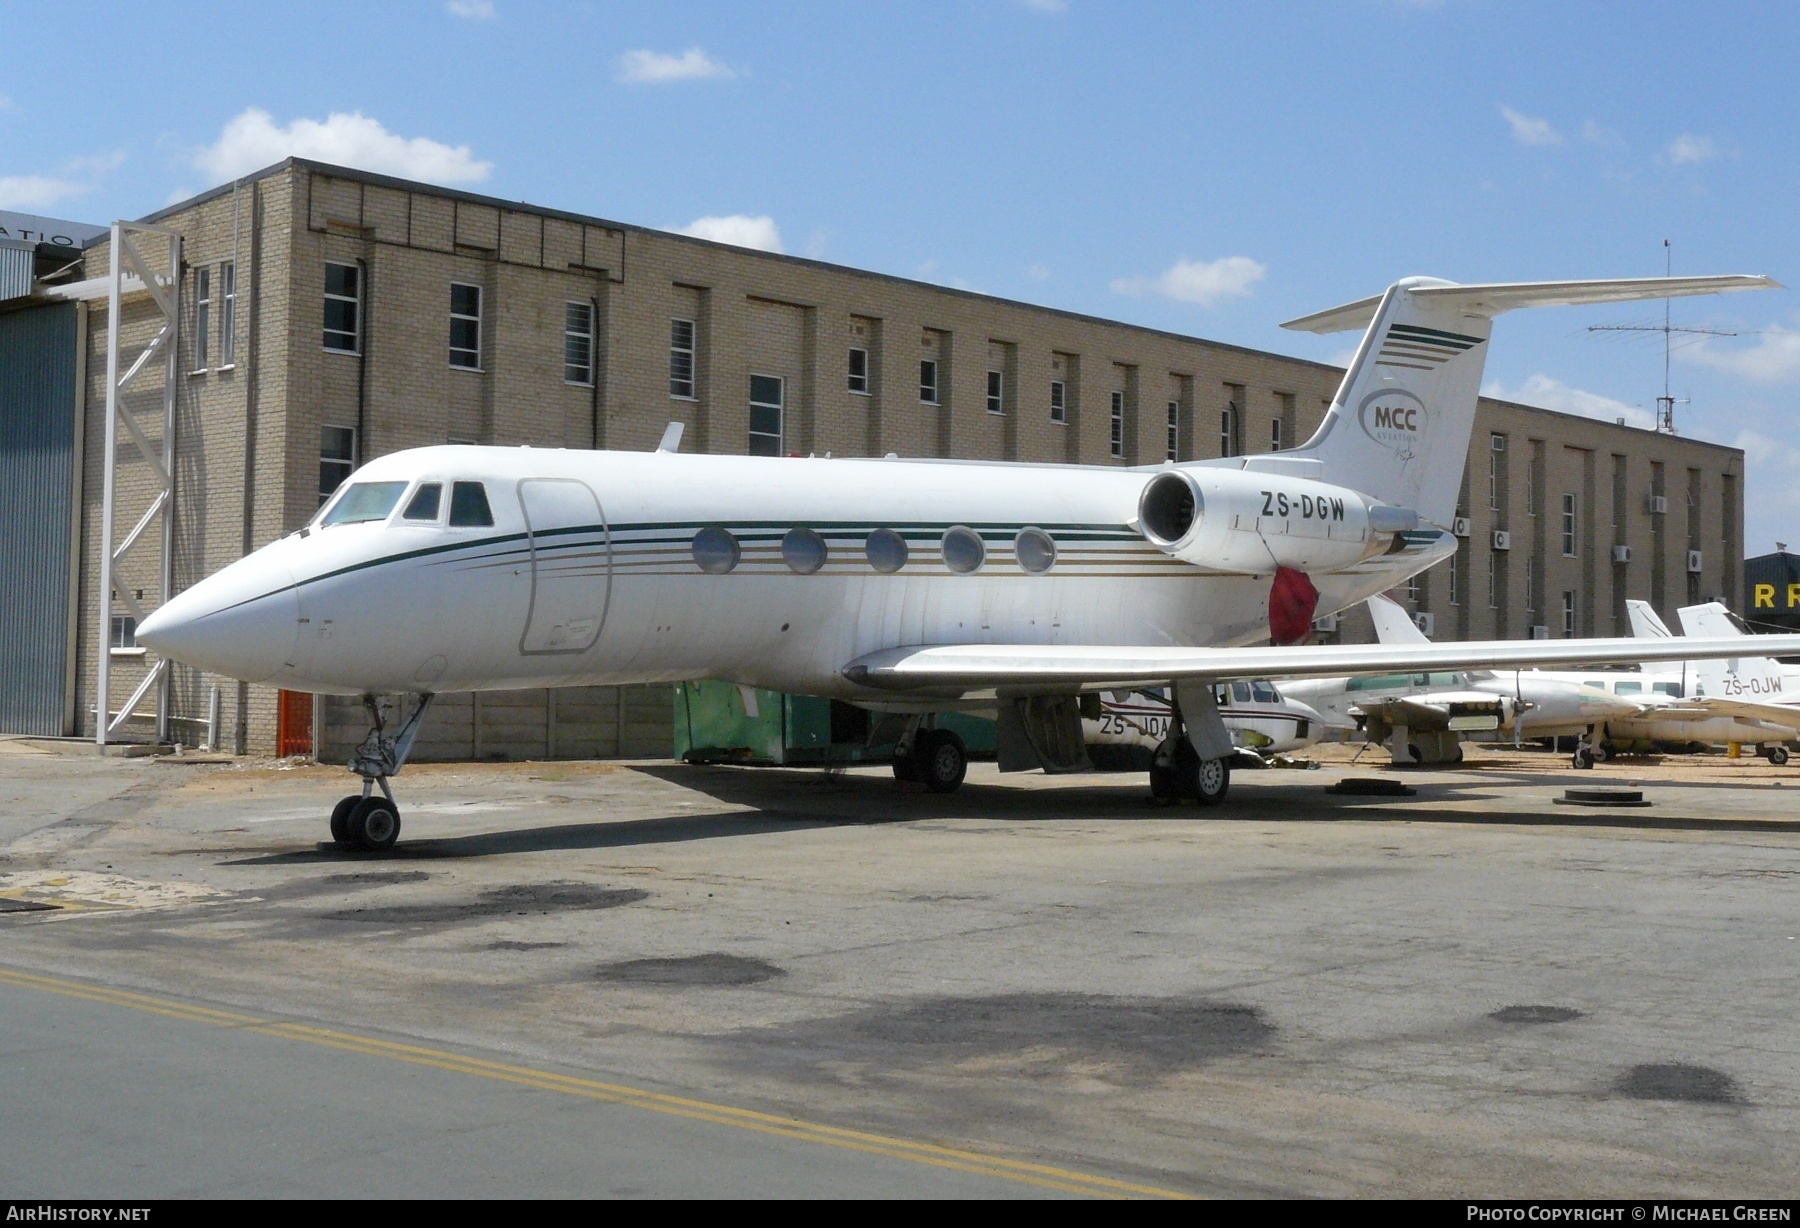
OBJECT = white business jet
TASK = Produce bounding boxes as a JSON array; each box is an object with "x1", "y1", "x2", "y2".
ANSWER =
[
  {"x1": 138, "y1": 272, "x2": 1797, "y2": 850},
  {"x1": 1281, "y1": 595, "x2": 1644, "y2": 765}
]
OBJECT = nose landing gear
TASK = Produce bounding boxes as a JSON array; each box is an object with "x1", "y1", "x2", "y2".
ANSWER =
[{"x1": 330, "y1": 694, "x2": 434, "y2": 852}]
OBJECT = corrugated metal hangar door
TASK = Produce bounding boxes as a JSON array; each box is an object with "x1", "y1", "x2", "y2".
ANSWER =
[{"x1": 0, "y1": 302, "x2": 79, "y2": 735}]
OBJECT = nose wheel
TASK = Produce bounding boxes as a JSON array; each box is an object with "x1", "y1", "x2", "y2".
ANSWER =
[{"x1": 329, "y1": 694, "x2": 433, "y2": 852}]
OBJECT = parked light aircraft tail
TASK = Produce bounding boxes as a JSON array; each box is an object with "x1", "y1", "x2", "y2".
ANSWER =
[{"x1": 137, "y1": 271, "x2": 1796, "y2": 849}]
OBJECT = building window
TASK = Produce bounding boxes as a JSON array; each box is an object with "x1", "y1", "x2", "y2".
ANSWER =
[
  {"x1": 1220, "y1": 389, "x2": 1243, "y2": 458},
  {"x1": 191, "y1": 267, "x2": 210, "y2": 372},
  {"x1": 848, "y1": 346, "x2": 869, "y2": 395},
  {"x1": 668, "y1": 318, "x2": 696, "y2": 398},
  {"x1": 323, "y1": 262, "x2": 360, "y2": 353},
  {"x1": 1561, "y1": 493, "x2": 1578, "y2": 556},
  {"x1": 1110, "y1": 391, "x2": 1125, "y2": 459},
  {"x1": 1271, "y1": 416, "x2": 1283, "y2": 452},
  {"x1": 987, "y1": 369, "x2": 1004, "y2": 415},
  {"x1": 1449, "y1": 551, "x2": 1460, "y2": 605},
  {"x1": 1488, "y1": 551, "x2": 1499, "y2": 608},
  {"x1": 1406, "y1": 575, "x2": 1421, "y2": 602},
  {"x1": 220, "y1": 261, "x2": 236, "y2": 365},
  {"x1": 563, "y1": 301, "x2": 594, "y2": 386},
  {"x1": 1489, "y1": 435, "x2": 1504, "y2": 510},
  {"x1": 110, "y1": 614, "x2": 137, "y2": 652},
  {"x1": 1562, "y1": 590, "x2": 1577, "y2": 638},
  {"x1": 320, "y1": 426, "x2": 356, "y2": 504},
  {"x1": 449, "y1": 283, "x2": 482, "y2": 370},
  {"x1": 1050, "y1": 380, "x2": 1066, "y2": 424},
  {"x1": 1167, "y1": 400, "x2": 1180, "y2": 462},
  {"x1": 1524, "y1": 561, "x2": 1537, "y2": 613},
  {"x1": 749, "y1": 374, "x2": 783, "y2": 456},
  {"x1": 919, "y1": 359, "x2": 939, "y2": 405}
]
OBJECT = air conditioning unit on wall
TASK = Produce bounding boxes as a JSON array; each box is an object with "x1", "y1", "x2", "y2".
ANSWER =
[
  {"x1": 1452, "y1": 517, "x2": 1472, "y2": 538},
  {"x1": 1531, "y1": 625, "x2": 1550, "y2": 640},
  {"x1": 1647, "y1": 494, "x2": 1669, "y2": 515},
  {"x1": 1491, "y1": 530, "x2": 1511, "y2": 551},
  {"x1": 1414, "y1": 612, "x2": 1436, "y2": 636},
  {"x1": 1612, "y1": 544, "x2": 1632, "y2": 564},
  {"x1": 1687, "y1": 550, "x2": 1704, "y2": 574}
]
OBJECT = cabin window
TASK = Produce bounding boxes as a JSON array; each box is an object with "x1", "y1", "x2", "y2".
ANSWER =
[
  {"x1": 1230, "y1": 682, "x2": 1252, "y2": 703},
  {"x1": 692, "y1": 527, "x2": 741, "y2": 574},
  {"x1": 1613, "y1": 680, "x2": 1642, "y2": 695},
  {"x1": 448, "y1": 481, "x2": 494, "y2": 527},
  {"x1": 782, "y1": 527, "x2": 827, "y2": 574},
  {"x1": 866, "y1": 528, "x2": 908, "y2": 573},
  {"x1": 402, "y1": 483, "x2": 443, "y2": 521},
  {"x1": 321, "y1": 481, "x2": 408, "y2": 526},
  {"x1": 1014, "y1": 527, "x2": 1057, "y2": 574},
  {"x1": 1654, "y1": 681, "x2": 1683, "y2": 697},
  {"x1": 942, "y1": 526, "x2": 985, "y2": 573}
]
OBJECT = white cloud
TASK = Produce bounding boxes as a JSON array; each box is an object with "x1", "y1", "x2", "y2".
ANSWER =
[
  {"x1": 446, "y1": 0, "x2": 494, "y2": 17},
  {"x1": 1731, "y1": 429, "x2": 1800, "y2": 471},
  {"x1": 1482, "y1": 374, "x2": 1656, "y2": 429},
  {"x1": 1681, "y1": 326, "x2": 1800, "y2": 384},
  {"x1": 1664, "y1": 134, "x2": 1718, "y2": 165},
  {"x1": 0, "y1": 151, "x2": 125, "y2": 210},
  {"x1": 1581, "y1": 119, "x2": 1621, "y2": 146},
  {"x1": 1500, "y1": 105, "x2": 1561, "y2": 147},
  {"x1": 1110, "y1": 255, "x2": 1265, "y2": 306},
  {"x1": 193, "y1": 108, "x2": 492, "y2": 185},
  {"x1": 615, "y1": 48, "x2": 734, "y2": 85},
  {"x1": 1026, "y1": 263, "x2": 1051, "y2": 281},
  {"x1": 671, "y1": 214, "x2": 782, "y2": 253},
  {"x1": 0, "y1": 175, "x2": 91, "y2": 210}
]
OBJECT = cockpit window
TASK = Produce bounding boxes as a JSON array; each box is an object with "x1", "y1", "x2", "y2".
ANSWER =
[
  {"x1": 1251, "y1": 682, "x2": 1278, "y2": 703},
  {"x1": 448, "y1": 481, "x2": 494, "y2": 527},
  {"x1": 403, "y1": 483, "x2": 443, "y2": 521},
  {"x1": 1654, "y1": 681, "x2": 1683, "y2": 697},
  {"x1": 320, "y1": 481, "x2": 408, "y2": 526}
]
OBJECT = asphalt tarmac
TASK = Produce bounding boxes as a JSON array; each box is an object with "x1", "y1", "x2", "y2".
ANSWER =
[{"x1": 2, "y1": 738, "x2": 1797, "y2": 1198}]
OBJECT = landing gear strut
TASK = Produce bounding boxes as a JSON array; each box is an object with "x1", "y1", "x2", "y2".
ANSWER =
[
  {"x1": 331, "y1": 694, "x2": 434, "y2": 852},
  {"x1": 1571, "y1": 725, "x2": 1602, "y2": 770}
]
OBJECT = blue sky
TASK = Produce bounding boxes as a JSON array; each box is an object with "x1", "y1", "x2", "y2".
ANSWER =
[{"x1": 6, "y1": 1, "x2": 1797, "y2": 552}]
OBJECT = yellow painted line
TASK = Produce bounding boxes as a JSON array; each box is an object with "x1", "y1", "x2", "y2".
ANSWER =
[{"x1": 0, "y1": 965, "x2": 1191, "y2": 1200}]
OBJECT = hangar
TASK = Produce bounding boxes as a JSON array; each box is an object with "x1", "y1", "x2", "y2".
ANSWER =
[{"x1": 0, "y1": 160, "x2": 1747, "y2": 757}]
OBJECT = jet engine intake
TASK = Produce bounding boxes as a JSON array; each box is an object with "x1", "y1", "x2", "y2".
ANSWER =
[{"x1": 1137, "y1": 467, "x2": 1416, "y2": 575}]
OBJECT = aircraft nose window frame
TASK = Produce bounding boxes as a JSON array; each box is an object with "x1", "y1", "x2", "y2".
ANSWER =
[
  {"x1": 319, "y1": 481, "x2": 409, "y2": 526},
  {"x1": 1014, "y1": 527, "x2": 1057, "y2": 574},
  {"x1": 447, "y1": 481, "x2": 495, "y2": 527},
  {"x1": 402, "y1": 482, "x2": 444, "y2": 522},
  {"x1": 941, "y1": 526, "x2": 985, "y2": 574},
  {"x1": 781, "y1": 527, "x2": 827, "y2": 575},
  {"x1": 866, "y1": 528, "x2": 908, "y2": 574},
  {"x1": 693, "y1": 526, "x2": 742, "y2": 574}
]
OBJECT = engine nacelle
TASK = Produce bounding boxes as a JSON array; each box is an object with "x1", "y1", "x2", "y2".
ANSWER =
[{"x1": 1137, "y1": 467, "x2": 1418, "y2": 575}]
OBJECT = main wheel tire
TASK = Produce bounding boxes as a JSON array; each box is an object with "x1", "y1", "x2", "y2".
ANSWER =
[
  {"x1": 1406, "y1": 742, "x2": 1423, "y2": 764},
  {"x1": 329, "y1": 795, "x2": 362, "y2": 845},
  {"x1": 1192, "y1": 756, "x2": 1231, "y2": 807},
  {"x1": 347, "y1": 797, "x2": 401, "y2": 851},
  {"x1": 920, "y1": 729, "x2": 968, "y2": 794},
  {"x1": 892, "y1": 748, "x2": 920, "y2": 783},
  {"x1": 1572, "y1": 747, "x2": 1596, "y2": 770},
  {"x1": 1590, "y1": 743, "x2": 1609, "y2": 764},
  {"x1": 1769, "y1": 745, "x2": 1790, "y2": 766}
]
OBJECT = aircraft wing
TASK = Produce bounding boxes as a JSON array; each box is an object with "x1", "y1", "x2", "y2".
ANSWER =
[
  {"x1": 1686, "y1": 696, "x2": 1800, "y2": 733},
  {"x1": 843, "y1": 633, "x2": 1800, "y2": 694}
]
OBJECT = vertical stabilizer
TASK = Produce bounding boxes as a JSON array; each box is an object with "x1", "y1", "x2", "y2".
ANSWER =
[
  {"x1": 1676, "y1": 602, "x2": 1790, "y2": 699},
  {"x1": 1281, "y1": 273, "x2": 1778, "y2": 528},
  {"x1": 1626, "y1": 599, "x2": 1674, "y2": 639}
]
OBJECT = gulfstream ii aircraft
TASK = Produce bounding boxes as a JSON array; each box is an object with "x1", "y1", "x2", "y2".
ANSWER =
[{"x1": 138, "y1": 272, "x2": 1798, "y2": 850}]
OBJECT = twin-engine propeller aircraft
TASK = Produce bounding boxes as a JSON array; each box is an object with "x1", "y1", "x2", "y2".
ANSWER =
[{"x1": 138, "y1": 271, "x2": 1799, "y2": 850}]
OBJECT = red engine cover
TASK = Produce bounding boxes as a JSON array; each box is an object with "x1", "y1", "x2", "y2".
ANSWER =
[{"x1": 1269, "y1": 566, "x2": 1320, "y2": 646}]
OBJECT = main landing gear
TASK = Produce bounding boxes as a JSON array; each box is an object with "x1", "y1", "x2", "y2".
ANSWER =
[
  {"x1": 1149, "y1": 734, "x2": 1231, "y2": 806},
  {"x1": 329, "y1": 694, "x2": 435, "y2": 852},
  {"x1": 1571, "y1": 725, "x2": 1606, "y2": 770},
  {"x1": 892, "y1": 719, "x2": 968, "y2": 794}
]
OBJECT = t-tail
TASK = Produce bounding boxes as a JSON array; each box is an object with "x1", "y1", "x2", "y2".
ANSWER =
[
  {"x1": 1280, "y1": 274, "x2": 1779, "y2": 528},
  {"x1": 1677, "y1": 601, "x2": 1797, "y2": 699}
]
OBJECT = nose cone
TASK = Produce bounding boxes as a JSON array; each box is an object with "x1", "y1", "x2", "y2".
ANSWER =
[{"x1": 137, "y1": 550, "x2": 300, "y2": 683}]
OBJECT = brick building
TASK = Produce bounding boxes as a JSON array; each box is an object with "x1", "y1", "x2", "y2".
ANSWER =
[{"x1": 0, "y1": 158, "x2": 1746, "y2": 755}]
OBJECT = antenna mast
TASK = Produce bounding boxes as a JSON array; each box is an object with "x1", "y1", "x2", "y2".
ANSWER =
[{"x1": 1586, "y1": 239, "x2": 1740, "y2": 434}]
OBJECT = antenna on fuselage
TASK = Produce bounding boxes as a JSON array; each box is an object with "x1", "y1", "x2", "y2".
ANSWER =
[{"x1": 656, "y1": 422, "x2": 685, "y2": 453}]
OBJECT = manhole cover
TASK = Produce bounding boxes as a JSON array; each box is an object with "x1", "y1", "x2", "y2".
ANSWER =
[
  {"x1": 1490, "y1": 1004, "x2": 1584, "y2": 1024},
  {"x1": 1556, "y1": 787, "x2": 1650, "y2": 808},
  {"x1": 596, "y1": 954, "x2": 785, "y2": 986},
  {"x1": 1328, "y1": 778, "x2": 1416, "y2": 797}
]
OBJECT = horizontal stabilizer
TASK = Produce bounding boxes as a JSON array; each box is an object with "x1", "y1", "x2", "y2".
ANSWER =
[
  {"x1": 843, "y1": 633, "x2": 1800, "y2": 694},
  {"x1": 1282, "y1": 275, "x2": 1780, "y2": 335}
]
